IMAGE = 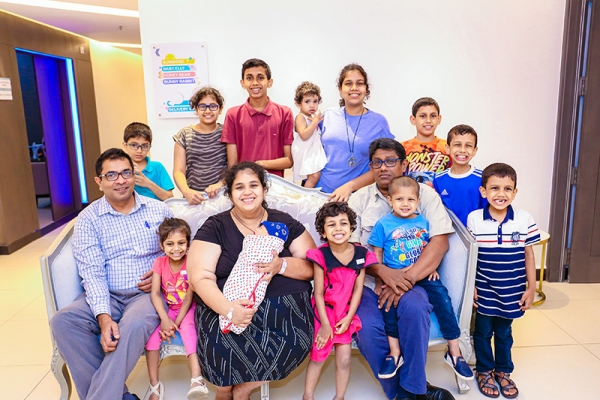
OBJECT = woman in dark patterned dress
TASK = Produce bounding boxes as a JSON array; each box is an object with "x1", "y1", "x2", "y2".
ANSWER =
[{"x1": 187, "y1": 162, "x2": 316, "y2": 399}]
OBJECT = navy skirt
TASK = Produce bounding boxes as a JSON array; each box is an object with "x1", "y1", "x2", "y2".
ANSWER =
[{"x1": 195, "y1": 290, "x2": 314, "y2": 386}]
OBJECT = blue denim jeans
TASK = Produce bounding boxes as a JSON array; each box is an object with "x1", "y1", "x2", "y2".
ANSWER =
[
  {"x1": 382, "y1": 304, "x2": 400, "y2": 339},
  {"x1": 473, "y1": 312, "x2": 514, "y2": 373},
  {"x1": 417, "y1": 277, "x2": 461, "y2": 340},
  {"x1": 382, "y1": 278, "x2": 460, "y2": 342}
]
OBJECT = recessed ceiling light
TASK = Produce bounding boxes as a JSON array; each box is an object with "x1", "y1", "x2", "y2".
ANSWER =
[{"x1": 0, "y1": 0, "x2": 139, "y2": 18}]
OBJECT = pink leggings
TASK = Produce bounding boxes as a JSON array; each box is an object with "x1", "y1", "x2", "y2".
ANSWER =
[{"x1": 145, "y1": 303, "x2": 196, "y2": 356}]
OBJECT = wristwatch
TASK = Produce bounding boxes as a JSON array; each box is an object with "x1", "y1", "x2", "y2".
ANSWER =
[
  {"x1": 226, "y1": 307, "x2": 234, "y2": 320},
  {"x1": 278, "y1": 258, "x2": 288, "y2": 275}
]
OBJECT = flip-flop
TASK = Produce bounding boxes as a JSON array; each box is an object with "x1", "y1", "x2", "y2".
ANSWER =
[
  {"x1": 494, "y1": 371, "x2": 519, "y2": 399},
  {"x1": 477, "y1": 371, "x2": 499, "y2": 398}
]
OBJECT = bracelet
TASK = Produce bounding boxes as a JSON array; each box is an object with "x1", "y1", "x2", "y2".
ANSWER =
[
  {"x1": 226, "y1": 307, "x2": 234, "y2": 320},
  {"x1": 278, "y1": 258, "x2": 288, "y2": 275}
]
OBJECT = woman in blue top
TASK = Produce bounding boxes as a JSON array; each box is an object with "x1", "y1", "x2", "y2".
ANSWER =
[{"x1": 317, "y1": 64, "x2": 394, "y2": 201}]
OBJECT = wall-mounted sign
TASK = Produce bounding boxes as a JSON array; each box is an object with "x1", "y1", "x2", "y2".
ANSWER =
[
  {"x1": 151, "y1": 42, "x2": 209, "y2": 118},
  {"x1": 0, "y1": 77, "x2": 13, "y2": 100}
]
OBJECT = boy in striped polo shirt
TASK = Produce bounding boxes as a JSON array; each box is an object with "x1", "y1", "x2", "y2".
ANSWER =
[{"x1": 467, "y1": 163, "x2": 540, "y2": 399}]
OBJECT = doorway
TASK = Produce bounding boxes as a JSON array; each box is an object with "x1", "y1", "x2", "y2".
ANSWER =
[
  {"x1": 549, "y1": 0, "x2": 600, "y2": 283},
  {"x1": 15, "y1": 49, "x2": 87, "y2": 235}
]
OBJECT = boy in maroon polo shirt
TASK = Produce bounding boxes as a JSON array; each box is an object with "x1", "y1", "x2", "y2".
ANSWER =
[{"x1": 221, "y1": 58, "x2": 294, "y2": 177}]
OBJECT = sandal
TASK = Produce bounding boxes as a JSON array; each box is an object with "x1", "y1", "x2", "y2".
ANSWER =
[
  {"x1": 143, "y1": 381, "x2": 164, "y2": 400},
  {"x1": 494, "y1": 371, "x2": 519, "y2": 399},
  {"x1": 187, "y1": 376, "x2": 209, "y2": 400},
  {"x1": 476, "y1": 371, "x2": 499, "y2": 398}
]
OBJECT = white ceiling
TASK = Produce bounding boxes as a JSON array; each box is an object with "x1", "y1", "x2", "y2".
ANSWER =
[{"x1": 0, "y1": 0, "x2": 142, "y2": 54}]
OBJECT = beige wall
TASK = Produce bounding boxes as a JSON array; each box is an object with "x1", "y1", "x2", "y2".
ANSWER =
[
  {"x1": 90, "y1": 41, "x2": 147, "y2": 152},
  {"x1": 140, "y1": 0, "x2": 566, "y2": 232}
]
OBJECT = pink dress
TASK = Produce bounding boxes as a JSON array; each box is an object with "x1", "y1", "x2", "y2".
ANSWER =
[
  {"x1": 145, "y1": 256, "x2": 197, "y2": 356},
  {"x1": 306, "y1": 244, "x2": 378, "y2": 362}
]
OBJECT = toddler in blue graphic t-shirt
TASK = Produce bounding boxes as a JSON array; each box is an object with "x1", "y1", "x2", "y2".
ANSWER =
[{"x1": 369, "y1": 176, "x2": 474, "y2": 382}]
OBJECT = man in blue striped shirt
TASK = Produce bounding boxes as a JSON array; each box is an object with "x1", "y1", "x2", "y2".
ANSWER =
[
  {"x1": 50, "y1": 148, "x2": 173, "y2": 400},
  {"x1": 467, "y1": 162, "x2": 540, "y2": 398}
]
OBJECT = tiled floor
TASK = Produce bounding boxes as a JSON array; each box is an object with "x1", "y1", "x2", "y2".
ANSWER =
[{"x1": 2, "y1": 225, "x2": 600, "y2": 399}]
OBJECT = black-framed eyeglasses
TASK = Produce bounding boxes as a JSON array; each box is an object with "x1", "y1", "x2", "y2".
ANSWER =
[
  {"x1": 369, "y1": 158, "x2": 402, "y2": 169},
  {"x1": 125, "y1": 143, "x2": 151, "y2": 151},
  {"x1": 197, "y1": 103, "x2": 219, "y2": 111},
  {"x1": 98, "y1": 169, "x2": 134, "y2": 181}
]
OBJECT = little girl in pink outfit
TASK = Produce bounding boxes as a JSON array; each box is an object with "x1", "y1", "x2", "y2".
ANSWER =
[
  {"x1": 145, "y1": 218, "x2": 208, "y2": 400},
  {"x1": 303, "y1": 202, "x2": 377, "y2": 400}
]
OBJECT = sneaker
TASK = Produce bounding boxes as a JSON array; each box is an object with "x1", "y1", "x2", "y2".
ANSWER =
[
  {"x1": 444, "y1": 351, "x2": 475, "y2": 380},
  {"x1": 377, "y1": 355, "x2": 404, "y2": 379},
  {"x1": 187, "y1": 376, "x2": 209, "y2": 400}
]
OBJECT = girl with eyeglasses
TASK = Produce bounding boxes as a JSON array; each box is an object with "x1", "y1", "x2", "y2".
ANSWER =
[{"x1": 173, "y1": 86, "x2": 228, "y2": 205}]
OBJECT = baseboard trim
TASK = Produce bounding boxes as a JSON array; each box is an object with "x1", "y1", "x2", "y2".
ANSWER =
[
  {"x1": 0, "y1": 211, "x2": 79, "y2": 255},
  {"x1": 40, "y1": 212, "x2": 79, "y2": 236},
  {"x1": 0, "y1": 231, "x2": 41, "y2": 255}
]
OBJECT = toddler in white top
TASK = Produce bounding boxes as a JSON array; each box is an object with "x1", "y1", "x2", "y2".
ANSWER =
[{"x1": 291, "y1": 81, "x2": 327, "y2": 187}]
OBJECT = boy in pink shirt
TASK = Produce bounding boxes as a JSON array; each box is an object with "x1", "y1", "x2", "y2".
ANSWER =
[{"x1": 221, "y1": 58, "x2": 294, "y2": 177}]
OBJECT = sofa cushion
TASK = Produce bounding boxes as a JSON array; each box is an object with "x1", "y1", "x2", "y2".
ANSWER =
[{"x1": 51, "y1": 238, "x2": 84, "y2": 310}]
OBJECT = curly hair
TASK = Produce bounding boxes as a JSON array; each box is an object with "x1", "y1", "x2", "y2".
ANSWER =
[
  {"x1": 337, "y1": 63, "x2": 371, "y2": 106},
  {"x1": 189, "y1": 86, "x2": 225, "y2": 110},
  {"x1": 294, "y1": 81, "x2": 322, "y2": 104},
  {"x1": 314, "y1": 202, "x2": 357, "y2": 243},
  {"x1": 223, "y1": 162, "x2": 269, "y2": 209},
  {"x1": 157, "y1": 217, "x2": 191, "y2": 245}
]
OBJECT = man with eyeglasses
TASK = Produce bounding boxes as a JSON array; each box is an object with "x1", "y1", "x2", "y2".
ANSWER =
[
  {"x1": 348, "y1": 138, "x2": 455, "y2": 400},
  {"x1": 50, "y1": 148, "x2": 173, "y2": 400}
]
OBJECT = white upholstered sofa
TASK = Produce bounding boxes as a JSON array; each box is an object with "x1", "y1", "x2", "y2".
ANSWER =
[{"x1": 40, "y1": 175, "x2": 477, "y2": 399}]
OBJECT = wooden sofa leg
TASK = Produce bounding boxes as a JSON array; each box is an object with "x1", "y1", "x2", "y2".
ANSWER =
[
  {"x1": 51, "y1": 343, "x2": 72, "y2": 400},
  {"x1": 260, "y1": 381, "x2": 270, "y2": 400}
]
